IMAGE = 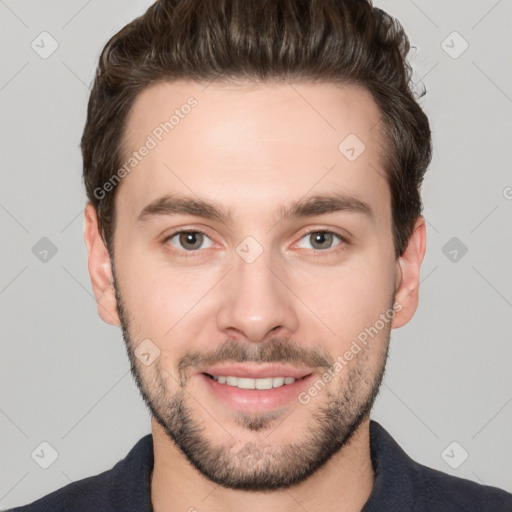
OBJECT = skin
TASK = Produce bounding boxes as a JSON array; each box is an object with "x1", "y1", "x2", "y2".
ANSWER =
[{"x1": 84, "y1": 80, "x2": 426, "y2": 512}]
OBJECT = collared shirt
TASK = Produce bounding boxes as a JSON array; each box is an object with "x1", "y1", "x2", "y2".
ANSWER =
[{"x1": 8, "y1": 420, "x2": 512, "y2": 511}]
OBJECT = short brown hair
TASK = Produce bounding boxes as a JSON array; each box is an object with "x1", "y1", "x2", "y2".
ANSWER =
[{"x1": 81, "y1": 0, "x2": 432, "y2": 258}]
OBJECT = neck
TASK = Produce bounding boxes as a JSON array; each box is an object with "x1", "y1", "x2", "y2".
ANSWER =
[{"x1": 150, "y1": 417, "x2": 375, "y2": 512}]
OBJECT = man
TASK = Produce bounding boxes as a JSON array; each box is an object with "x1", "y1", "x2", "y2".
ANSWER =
[{"x1": 9, "y1": 0, "x2": 512, "y2": 510}]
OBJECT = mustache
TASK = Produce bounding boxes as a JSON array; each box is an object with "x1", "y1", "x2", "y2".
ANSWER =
[{"x1": 176, "y1": 337, "x2": 334, "y2": 383}]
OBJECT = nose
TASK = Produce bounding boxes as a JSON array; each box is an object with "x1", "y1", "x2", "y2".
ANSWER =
[{"x1": 215, "y1": 248, "x2": 300, "y2": 343}]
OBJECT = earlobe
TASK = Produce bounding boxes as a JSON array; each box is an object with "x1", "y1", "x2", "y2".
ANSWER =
[
  {"x1": 83, "y1": 203, "x2": 121, "y2": 327},
  {"x1": 392, "y1": 216, "x2": 427, "y2": 329}
]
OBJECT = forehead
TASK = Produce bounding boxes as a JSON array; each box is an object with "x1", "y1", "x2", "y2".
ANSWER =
[{"x1": 116, "y1": 79, "x2": 389, "y2": 225}]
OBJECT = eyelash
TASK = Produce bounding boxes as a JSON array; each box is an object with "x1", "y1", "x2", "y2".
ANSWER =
[
  {"x1": 163, "y1": 228, "x2": 349, "y2": 258},
  {"x1": 302, "y1": 229, "x2": 348, "y2": 257},
  {"x1": 163, "y1": 229, "x2": 213, "y2": 258}
]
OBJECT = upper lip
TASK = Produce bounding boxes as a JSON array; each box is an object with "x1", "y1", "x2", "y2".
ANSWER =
[{"x1": 199, "y1": 363, "x2": 314, "y2": 379}]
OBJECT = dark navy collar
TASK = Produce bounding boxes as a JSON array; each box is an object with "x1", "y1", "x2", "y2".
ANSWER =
[{"x1": 107, "y1": 420, "x2": 512, "y2": 512}]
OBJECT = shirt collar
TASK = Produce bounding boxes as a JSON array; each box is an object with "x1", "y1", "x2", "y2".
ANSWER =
[{"x1": 112, "y1": 420, "x2": 419, "y2": 510}]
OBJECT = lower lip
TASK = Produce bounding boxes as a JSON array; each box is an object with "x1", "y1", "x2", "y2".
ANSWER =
[{"x1": 200, "y1": 373, "x2": 314, "y2": 412}]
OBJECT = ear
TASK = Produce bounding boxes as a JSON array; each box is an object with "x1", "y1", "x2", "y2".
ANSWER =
[
  {"x1": 392, "y1": 216, "x2": 427, "y2": 329},
  {"x1": 83, "y1": 203, "x2": 121, "y2": 327}
]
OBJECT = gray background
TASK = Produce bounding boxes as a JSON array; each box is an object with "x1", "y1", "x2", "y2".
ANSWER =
[{"x1": 1, "y1": 0, "x2": 511, "y2": 508}]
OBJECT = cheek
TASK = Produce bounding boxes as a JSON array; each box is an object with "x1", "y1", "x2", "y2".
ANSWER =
[
  {"x1": 115, "y1": 232, "x2": 395, "y2": 350},
  {"x1": 289, "y1": 257, "x2": 395, "y2": 344},
  {"x1": 116, "y1": 253, "x2": 222, "y2": 345}
]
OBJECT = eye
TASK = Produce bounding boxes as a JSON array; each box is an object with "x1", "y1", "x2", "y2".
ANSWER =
[
  {"x1": 296, "y1": 230, "x2": 344, "y2": 251},
  {"x1": 165, "y1": 230, "x2": 214, "y2": 252}
]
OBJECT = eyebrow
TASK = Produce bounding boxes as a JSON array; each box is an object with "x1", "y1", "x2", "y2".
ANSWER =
[{"x1": 137, "y1": 192, "x2": 375, "y2": 225}]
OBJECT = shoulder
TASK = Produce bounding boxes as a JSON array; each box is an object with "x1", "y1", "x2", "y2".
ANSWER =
[
  {"x1": 6, "y1": 434, "x2": 154, "y2": 512},
  {"x1": 6, "y1": 468, "x2": 116, "y2": 512},
  {"x1": 367, "y1": 420, "x2": 512, "y2": 511},
  {"x1": 411, "y1": 458, "x2": 512, "y2": 511}
]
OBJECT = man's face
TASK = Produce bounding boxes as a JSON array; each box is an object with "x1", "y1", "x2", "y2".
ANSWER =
[{"x1": 105, "y1": 80, "x2": 401, "y2": 489}]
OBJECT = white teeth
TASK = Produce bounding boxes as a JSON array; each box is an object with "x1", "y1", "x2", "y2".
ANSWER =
[
  {"x1": 272, "y1": 377, "x2": 285, "y2": 387},
  {"x1": 237, "y1": 377, "x2": 255, "y2": 389},
  {"x1": 255, "y1": 378, "x2": 273, "y2": 390},
  {"x1": 211, "y1": 375, "x2": 298, "y2": 389},
  {"x1": 226, "y1": 376, "x2": 238, "y2": 386}
]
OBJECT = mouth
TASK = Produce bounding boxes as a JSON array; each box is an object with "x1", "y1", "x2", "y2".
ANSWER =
[
  {"x1": 197, "y1": 364, "x2": 316, "y2": 412},
  {"x1": 203, "y1": 373, "x2": 308, "y2": 390}
]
